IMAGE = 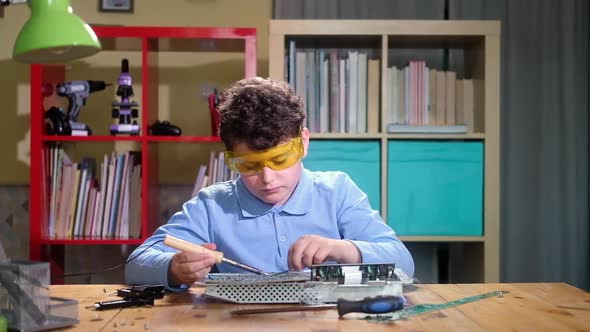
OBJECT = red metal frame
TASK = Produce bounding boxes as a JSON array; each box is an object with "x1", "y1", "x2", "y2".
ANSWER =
[{"x1": 29, "y1": 26, "x2": 256, "y2": 282}]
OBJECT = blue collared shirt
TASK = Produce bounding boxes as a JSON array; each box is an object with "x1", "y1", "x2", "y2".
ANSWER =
[{"x1": 125, "y1": 169, "x2": 414, "y2": 289}]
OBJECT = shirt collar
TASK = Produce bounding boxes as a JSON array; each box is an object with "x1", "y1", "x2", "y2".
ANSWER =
[{"x1": 236, "y1": 168, "x2": 313, "y2": 218}]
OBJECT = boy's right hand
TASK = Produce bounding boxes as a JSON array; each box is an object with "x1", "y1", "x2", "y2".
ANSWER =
[{"x1": 168, "y1": 243, "x2": 217, "y2": 286}]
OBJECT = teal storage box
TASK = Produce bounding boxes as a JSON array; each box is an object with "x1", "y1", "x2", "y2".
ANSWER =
[
  {"x1": 304, "y1": 140, "x2": 381, "y2": 211},
  {"x1": 387, "y1": 141, "x2": 483, "y2": 236}
]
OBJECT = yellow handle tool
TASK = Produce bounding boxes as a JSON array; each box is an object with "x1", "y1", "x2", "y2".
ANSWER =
[{"x1": 164, "y1": 235, "x2": 269, "y2": 275}]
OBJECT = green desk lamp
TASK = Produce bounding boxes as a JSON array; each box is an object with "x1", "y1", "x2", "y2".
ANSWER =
[{"x1": 1, "y1": 0, "x2": 101, "y2": 63}]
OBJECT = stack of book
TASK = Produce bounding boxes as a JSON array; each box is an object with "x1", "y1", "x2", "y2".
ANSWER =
[
  {"x1": 384, "y1": 60, "x2": 474, "y2": 134},
  {"x1": 287, "y1": 42, "x2": 380, "y2": 134},
  {"x1": 43, "y1": 145, "x2": 142, "y2": 240},
  {"x1": 190, "y1": 151, "x2": 237, "y2": 198}
]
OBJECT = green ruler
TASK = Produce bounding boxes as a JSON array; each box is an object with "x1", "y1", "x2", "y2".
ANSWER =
[{"x1": 367, "y1": 290, "x2": 509, "y2": 323}]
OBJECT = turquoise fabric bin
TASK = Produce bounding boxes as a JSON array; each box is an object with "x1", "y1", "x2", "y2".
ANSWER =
[
  {"x1": 387, "y1": 141, "x2": 483, "y2": 236},
  {"x1": 304, "y1": 140, "x2": 381, "y2": 211}
]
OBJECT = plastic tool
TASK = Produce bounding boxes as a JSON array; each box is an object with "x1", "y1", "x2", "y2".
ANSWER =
[
  {"x1": 231, "y1": 295, "x2": 405, "y2": 316},
  {"x1": 337, "y1": 296, "x2": 405, "y2": 316},
  {"x1": 164, "y1": 235, "x2": 270, "y2": 275}
]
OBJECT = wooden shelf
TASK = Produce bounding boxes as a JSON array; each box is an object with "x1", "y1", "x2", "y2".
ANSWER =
[
  {"x1": 399, "y1": 236, "x2": 485, "y2": 242},
  {"x1": 146, "y1": 136, "x2": 222, "y2": 143},
  {"x1": 41, "y1": 135, "x2": 142, "y2": 142},
  {"x1": 39, "y1": 239, "x2": 144, "y2": 245},
  {"x1": 310, "y1": 133, "x2": 486, "y2": 140},
  {"x1": 41, "y1": 135, "x2": 223, "y2": 143},
  {"x1": 310, "y1": 133, "x2": 382, "y2": 140},
  {"x1": 386, "y1": 133, "x2": 486, "y2": 140},
  {"x1": 29, "y1": 25, "x2": 257, "y2": 283},
  {"x1": 269, "y1": 19, "x2": 500, "y2": 283}
]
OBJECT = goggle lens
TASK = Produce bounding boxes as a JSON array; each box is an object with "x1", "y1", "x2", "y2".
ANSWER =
[{"x1": 224, "y1": 136, "x2": 303, "y2": 175}]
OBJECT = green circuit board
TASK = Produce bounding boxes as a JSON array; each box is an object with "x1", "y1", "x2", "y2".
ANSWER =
[
  {"x1": 310, "y1": 263, "x2": 397, "y2": 284},
  {"x1": 204, "y1": 263, "x2": 398, "y2": 285}
]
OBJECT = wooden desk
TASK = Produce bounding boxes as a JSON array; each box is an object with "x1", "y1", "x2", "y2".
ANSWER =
[{"x1": 50, "y1": 283, "x2": 589, "y2": 331}]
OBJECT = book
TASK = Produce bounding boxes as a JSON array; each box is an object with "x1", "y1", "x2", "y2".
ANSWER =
[
  {"x1": 366, "y1": 58, "x2": 380, "y2": 134},
  {"x1": 319, "y1": 51, "x2": 329, "y2": 133},
  {"x1": 356, "y1": 52, "x2": 367, "y2": 133},
  {"x1": 328, "y1": 51, "x2": 340, "y2": 133},
  {"x1": 462, "y1": 79, "x2": 474, "y2": 133},
  {"x1": 347, "y1": 50, "x2": 358, "y2": 133},
  {"x1": 445, "y1": 71, "x2": 457, "y2": 125},
  {"x1": 387, "y1": 123, "x2": 467, "y2": 134},
  {"x1": 435, "y1": 70, "x2": 446, "y2": 125},
  {"x1": 191, "y1": 165, "x2": 208, "y2": 198}
]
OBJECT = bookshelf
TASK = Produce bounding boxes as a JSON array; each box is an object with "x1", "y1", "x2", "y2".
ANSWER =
[
  {"x1": 29, "y1": 26, "x2": 257, "y2": 282},
  {"x1": 269, "y1": 20, "x2": 500, "y2": 282}
]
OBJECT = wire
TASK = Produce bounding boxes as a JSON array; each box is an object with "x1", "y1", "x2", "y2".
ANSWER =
[{"x1": 62, "y1": 240, "x2": 163, "y2": 278}]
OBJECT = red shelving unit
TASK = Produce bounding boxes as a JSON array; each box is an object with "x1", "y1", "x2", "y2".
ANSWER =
[{"x1": 29, "y1": 26, "x2": 256, "y2": 282}]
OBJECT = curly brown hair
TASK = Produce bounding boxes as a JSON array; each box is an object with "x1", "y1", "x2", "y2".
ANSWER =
[{"x1": 218, "y1": 77, "x2": 306, "y2": 151}]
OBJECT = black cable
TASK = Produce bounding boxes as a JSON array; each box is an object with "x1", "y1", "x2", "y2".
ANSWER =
[{"x1": 62, "y1": 240, "x2": 163, "y2": 278}]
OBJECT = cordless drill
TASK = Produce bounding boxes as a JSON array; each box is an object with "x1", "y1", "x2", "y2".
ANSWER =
[{"x1": 55, "y1": 80, "x2": 110, "y2": 135}]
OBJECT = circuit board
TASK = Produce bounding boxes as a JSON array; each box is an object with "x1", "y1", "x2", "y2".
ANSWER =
[
  {"x1": 310, "y1": 263, "x2": 396, "y2": 284},
  {"x1": 366, "y1": 291, "x2": 510, "y2": 323}
]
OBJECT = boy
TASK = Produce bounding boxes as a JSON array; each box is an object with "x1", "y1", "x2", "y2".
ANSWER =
[{"x1": 126, "y1": 77, "x2": 414, "y2": 289}]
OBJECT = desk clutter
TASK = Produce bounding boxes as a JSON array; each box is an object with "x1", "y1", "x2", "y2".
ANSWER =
[
  {"x1": 48, "y1": 282, "x2": 588, "y2": 330},
  {"x1": 91, "y1": 263, "x2": 414, "y2": 320},
  {"x1": 94, "y1": 285, "x2": 165, "y2": 311},
  {"x1": 0, "y1": 260, "x2": 78, "y2": 331}
]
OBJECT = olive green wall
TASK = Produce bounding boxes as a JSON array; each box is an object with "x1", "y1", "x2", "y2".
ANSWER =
[{"x1": 0, "y1": 0, "x2": 271, "y2": 184}]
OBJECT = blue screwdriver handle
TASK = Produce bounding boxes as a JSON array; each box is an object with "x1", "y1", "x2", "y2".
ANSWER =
[{"x1": 337, "y1": 295, "x2": 405, "y2": 317}]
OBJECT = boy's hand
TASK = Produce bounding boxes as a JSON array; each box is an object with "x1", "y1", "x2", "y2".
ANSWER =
[
  {"x1": 288, "y1": 235, "x2": 361, "y2": 271},
  {"x1": 168, "y1": 243, "x2": 217, "y2": 286}
]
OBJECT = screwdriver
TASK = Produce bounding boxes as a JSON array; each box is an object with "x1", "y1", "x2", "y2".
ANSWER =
[
  {"x1": 164, "y1": 235, "x2": 270, "y2": 275},
  {"x1": 337, "y1": 295, "x2": 405, "y2": 316},
  {"x1": 231, "y1": 295, "x2": 405, "y2": 317}
]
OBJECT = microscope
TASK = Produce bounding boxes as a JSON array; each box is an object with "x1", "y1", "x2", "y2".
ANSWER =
[
  {"x1": 111, "y1": 58, "x2": 140, "y2": 135},
  {"x1": 45, "y1": 80, "x2": 109, "y2": 136}
]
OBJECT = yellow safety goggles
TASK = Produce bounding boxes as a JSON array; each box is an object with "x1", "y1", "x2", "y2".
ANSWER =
[{"x1": 224, "y1": 136, "x2": 304, "y2": 175}]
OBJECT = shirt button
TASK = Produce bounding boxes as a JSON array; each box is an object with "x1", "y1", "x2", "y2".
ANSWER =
[{"x1": 280, "y1": 236, "x2": 286, "y2": 241}]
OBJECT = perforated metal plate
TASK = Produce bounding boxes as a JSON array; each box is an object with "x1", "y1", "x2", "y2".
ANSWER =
[
  {"x1": 206, "y1": 283, "x2": 310, "y2": 303},
  {"x1": 204, "y1": 281, "x2": 404, "y2": 304},
  {"x1": 202, "y1": 267, "x2": 412, "y2": 304},
  {"x1": 205, "y1": 272, "x2": 309, "y2": 284}
]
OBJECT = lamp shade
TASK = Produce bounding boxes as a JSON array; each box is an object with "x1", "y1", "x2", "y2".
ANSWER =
[{"x1": 13, "y1": 0, "x2": 101, "y2": 63}]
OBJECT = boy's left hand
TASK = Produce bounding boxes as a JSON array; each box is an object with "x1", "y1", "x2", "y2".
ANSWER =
[{"x1": 288, "y1": 235, "x2": 361, "y2": 271}]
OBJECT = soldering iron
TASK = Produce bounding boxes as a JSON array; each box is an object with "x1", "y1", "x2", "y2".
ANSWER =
[{"x1": 164, "y1": 235, "x2": 270, "y2": 275}]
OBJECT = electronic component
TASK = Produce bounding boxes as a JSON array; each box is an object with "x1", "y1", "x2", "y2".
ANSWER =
[
  {"x1": 202, "y1": 263, "x2": 412, "y2": 304},
  {"x1": 310, "y1": 263, "x2": 396, "y2": 284},
  {"x1": 367, "y1": 291, "x2": 509, "y2": 322},
  {"x1": 116, "y1": 285, "x2": 164, "y2": 300},
  {"x1": 149, "y1": 120, "x2": 181, "y2": 136},
  {"x1": 94, "y1": 298, "x2": 154, "y2": 310},
  {"x1": 94, "y1": 285, "x2": 164, "y2": 311}
]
